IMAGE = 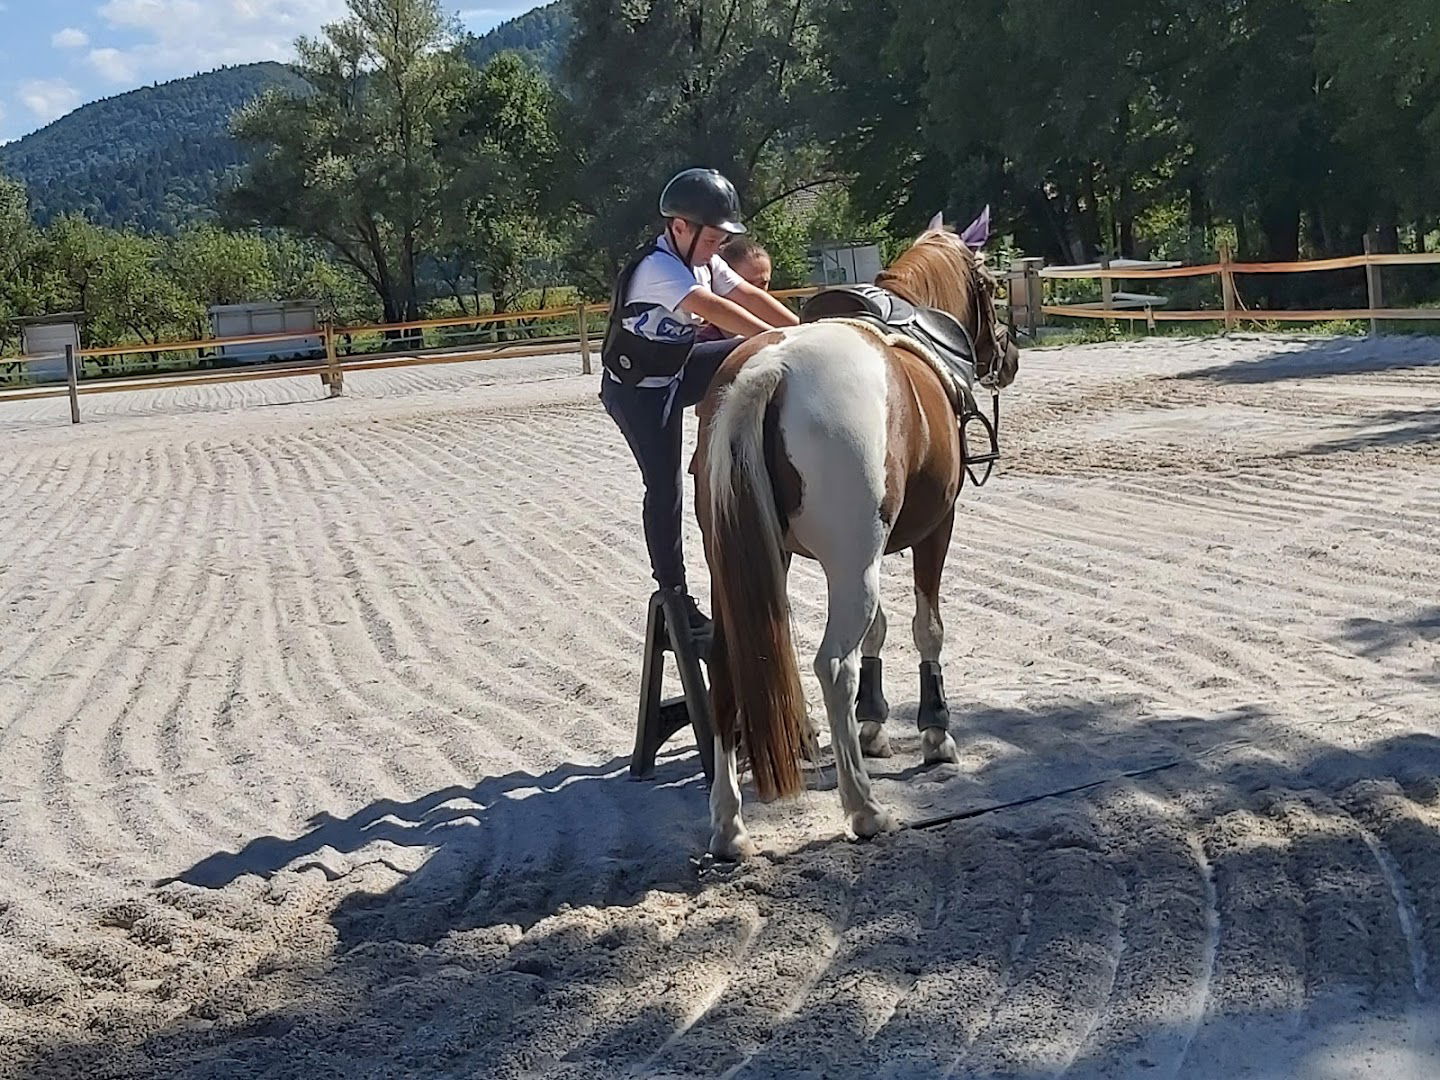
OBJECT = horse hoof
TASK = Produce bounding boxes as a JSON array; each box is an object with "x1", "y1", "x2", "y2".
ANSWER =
[
  {"x1": 709, "y1": 828, "x2": 757, "y2": 862},
  {"x1": 921, "y1": 730, "x2": 960, "y2": 766},
  {"x1": 860, "y1": 722, "x2": 893, "y2": 758},
  {"x1": 850, "y1": 806, "x2": 899, "y2": 840}
]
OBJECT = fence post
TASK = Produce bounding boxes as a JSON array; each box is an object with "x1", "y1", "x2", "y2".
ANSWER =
[
  {"x1": 577, "y1": 302, "x2": 592, "y2": 375},
  {"x1": 1100, "y1": 252, "x2": 1115, "y2": 328},
  {"x1": 324, "y1": 322, "x2": 343, "y2": 397},
  {"x1": 65, "y1": 344, "x2": 80, "y2": 425},
  {"x1": 1219, "y1": 243, "x2": 1237, "y2": 332},
  {"x1": 1013, "y1": 256, "x2": 1044, "y2": 340},
  {"x1": 1363, "y1": 232, "x2": 1383, "y2": 337}
]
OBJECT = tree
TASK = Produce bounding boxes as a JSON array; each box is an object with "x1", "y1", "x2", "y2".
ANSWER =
[
  {"x1": 0, "y1": 175, "x2": 43, "y2": 354},
  {"x1": 1312, "y1": 0, "x2": 1440, "y2": 249},
  {"x1": 90, "y1": 231, "x2": 188, "y2": 346},
  {"x1": 1154, "y1": 0, "x2": 1337, "y2": 261},
  {"x1": 263, "y1": 233, "x2": 377, "y2": 324},
  {"x1": 436, "y1": 52, "x2": 564, "y2": 314},
  {"x1": 820, "y1": 0, "x2": 1191, "y2": 262},
  {"x1": 559, "y1": 0, "x2": 833, "y2": 290},
  {"x1": 227, "y1": 0, "x2": 472, "y2": 322},
  {"x1": 168, "y1": 224, "x2": 277, "y2": 337},
  {"x1": 44, "y1": 215, "x2": 111, "y2": 336}
]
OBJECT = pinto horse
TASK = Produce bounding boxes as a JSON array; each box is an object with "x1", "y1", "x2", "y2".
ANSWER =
[{"x1": 694, "y1": 222, "x2": 1020, "y2": 858}]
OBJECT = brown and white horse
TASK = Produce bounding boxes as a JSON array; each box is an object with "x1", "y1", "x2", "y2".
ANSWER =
[{"x1": 694, "y1": 222, "x2": 1020, "y2": 858}]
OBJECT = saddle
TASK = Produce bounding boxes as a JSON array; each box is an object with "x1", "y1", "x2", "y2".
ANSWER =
[
  {"x1": 799, "y1": 284, "x2": 979, "y2": 412},
  {"x1": 799, "y1": 283, "x2": 999, "y2": 486}
]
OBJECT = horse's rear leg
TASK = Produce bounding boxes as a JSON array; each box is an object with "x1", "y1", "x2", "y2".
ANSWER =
[
  {"x1": 709, "y1": 735, "x2": 755, "y2": 860},
  {"x1": 788, "y1": 550, "x2": 825, "y2": 758},
  {"x1": 858, "y1": 605, "x2": 892, "y2": 758},
  {"x1": 816, "y1": 560, "x2": 897, "y2": 838},
  {"x1": 914, "y1": 511, "x2": 961, "y2": 765}
]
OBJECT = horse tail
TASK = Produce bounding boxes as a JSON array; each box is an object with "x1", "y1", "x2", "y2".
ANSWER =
[{"x1": 705, "y1": 351, "x2": 808, "y2": 802}]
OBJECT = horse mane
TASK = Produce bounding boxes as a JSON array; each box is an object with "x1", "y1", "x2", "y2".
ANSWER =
[{"x1": 876, "y1": 230, "x2": 987, "y2": 319}]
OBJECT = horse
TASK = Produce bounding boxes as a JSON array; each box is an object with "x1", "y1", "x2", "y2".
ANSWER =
[{"x1": 693, "y1": 217, "x2": 1020, "y2": 859}]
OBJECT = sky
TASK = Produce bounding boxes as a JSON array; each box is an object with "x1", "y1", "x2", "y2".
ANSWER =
[{"x1": 0, "y1": 0, "x2": 540, "y2": 144}]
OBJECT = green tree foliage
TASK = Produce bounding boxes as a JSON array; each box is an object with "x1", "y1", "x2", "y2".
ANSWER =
[
  {"x1": 0, "y1": 175, "x2": 43, "y2": 354},
  {"x1": 436, "y1": 52, "x2": 565, "y2": 313},
  {"x1": 227, "y1": 0, "x2": 474, "y2": 323},
  {"x1": 44, "y1": 215, "x2": 113, "y2": 328},
  {"x1": 0, "y1": 176, "x2": 371, "y2": 361},
  {"x1": 168, "y1": 225, "x2": 278, "y2": 336},
  {"x1": 5, "y1": 0, "x2": 1440, "y2": 341},
  {"x1": 820, "y1": 0, "x2": 1440, "y2": 262},
  {"x1": 1312, "y1": 0, "x2": 1440, "y2": 249},
  {"x1": 559, "y1": 0, "x2": 832, "y2": 289}
]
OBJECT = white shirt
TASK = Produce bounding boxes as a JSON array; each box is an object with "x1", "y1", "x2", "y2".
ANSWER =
[{"x1": 622, "y1": 231, "x2": 744, "y2": 344}]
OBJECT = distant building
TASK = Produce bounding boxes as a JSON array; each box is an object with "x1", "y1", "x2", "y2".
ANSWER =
[{"x1": 809, "y1": 242, "x2": 883, "y2": 286}]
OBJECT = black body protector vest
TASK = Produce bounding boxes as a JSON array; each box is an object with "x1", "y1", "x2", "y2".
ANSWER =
[{"x1": 601, "y1": 243, "x2": 697, "y2": 386}]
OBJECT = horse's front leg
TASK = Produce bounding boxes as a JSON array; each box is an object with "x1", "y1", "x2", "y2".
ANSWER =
[
  {"x1": 858, "y1": 604, "x2": 892, "y2": 758},
  {"x1": 914, "y1": 511, "x2": 960, "y2": 765}
]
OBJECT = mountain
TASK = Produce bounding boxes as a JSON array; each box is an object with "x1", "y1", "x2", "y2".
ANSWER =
[
  {"x1": 463, "y1": 1, "x2": 573, "y2": 75},
  {"x1": 0, "y1": 62, "x2": 308, "y2": 233},
  {"x1": 0, "y1": 7, "x2": 574, "y2": 234}
]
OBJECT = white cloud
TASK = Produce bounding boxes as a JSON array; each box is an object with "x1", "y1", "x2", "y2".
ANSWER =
[
  {"x1": 458, "y1": 5, "x2": 540, "y2": 31},
  {"x1": 19, "y1": 79, "x2": 82, "y2": 123},
  {"x1": 88, "y1": 47, "x2": 140, "y2": 84},
  {"x1": 52, "y1": 27, "x2": 91, "y2": 49},
  {"x1": 91, "y1": 0, "x2": 350, "y2": 83}
]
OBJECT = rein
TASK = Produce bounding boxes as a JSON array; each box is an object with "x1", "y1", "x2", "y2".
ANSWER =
[{"x1": 960, "y1": 270, "x2": 1008, "y2": 488}]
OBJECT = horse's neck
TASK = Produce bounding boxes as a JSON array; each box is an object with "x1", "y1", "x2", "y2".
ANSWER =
[{"x1": 882, "y1": 274, "x2": 975, "y2": 337}]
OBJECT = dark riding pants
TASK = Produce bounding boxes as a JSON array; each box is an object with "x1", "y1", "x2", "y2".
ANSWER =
[{"x1": 600, "y1": 337, "x2": 743, "y2": 591}]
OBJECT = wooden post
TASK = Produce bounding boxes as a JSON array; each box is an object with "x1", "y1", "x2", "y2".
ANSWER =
[
  {"x1": 1028, "y1": 260, "x2": 1042, "y2": 338},
  {"x1": 577, "y1": 302, "x2": 592, "y2": 375},
  {"x1": 324, "y1": 322, "x2": 343, "y2": 397},
  {"x1": 1363, "y1": 233, "x2": 1384, "y2": 337},
  {"x1": 1100, "y1": 252, "x2": 1115, "y2": 329},
  {"x1": 1219, "y1": 243, "x2": 1237, "y2": 332},
  {"x1": 65, "y1": 344, "x2": 80, "y2": 424},
  {"x1": 1014, "y1": 257, "x2": 1044, "y2": 339}
]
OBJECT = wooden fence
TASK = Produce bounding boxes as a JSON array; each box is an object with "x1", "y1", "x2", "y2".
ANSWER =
[
  {"x1": 1029, "y1": 241, "x2": 1440, "y2": 334},
  {"x1": 5, "y1": 243, "x2": 1436, "y2": 427},
  {"x1": 0, "y1": 288, "x2": 824, "y2": 425}
]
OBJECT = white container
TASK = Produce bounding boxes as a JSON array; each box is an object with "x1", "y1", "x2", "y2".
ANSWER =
[
  {"x1": 208, "y1": 301, "x2": 324, "y2": 364},
  {"x1": 18, "y1": 314, "x2": 82, "y2": 384}
]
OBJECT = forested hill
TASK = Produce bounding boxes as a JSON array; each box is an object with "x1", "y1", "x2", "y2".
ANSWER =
[
  {"x1": 0, "y1": 63, "x2": 309, "y2": 233},
  {"x1": 463, "y1": 1, "x2": 572, "y2": 74},
  {"x1": 0, "y1": 3, "x2": 573, "y2": 233}
]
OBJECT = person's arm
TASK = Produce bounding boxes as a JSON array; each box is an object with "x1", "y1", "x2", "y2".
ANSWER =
[
  {"x1": 728, "y1": 279, "x2": 800, "y2": 327},
  {"x1": 679, "y1": 288, "x2": 775, "y2": 338}
]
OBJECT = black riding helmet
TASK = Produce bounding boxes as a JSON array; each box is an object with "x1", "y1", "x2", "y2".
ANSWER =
[{"x1": 659, "y1": 168, "x2": 747, "y2": 235}]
